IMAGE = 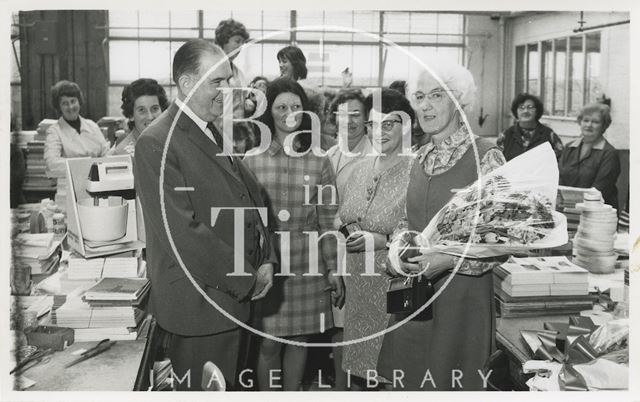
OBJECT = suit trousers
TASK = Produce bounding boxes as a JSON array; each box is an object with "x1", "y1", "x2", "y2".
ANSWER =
[{"x1": 167, "y1": 326, "x2": 248, "y2": 391}]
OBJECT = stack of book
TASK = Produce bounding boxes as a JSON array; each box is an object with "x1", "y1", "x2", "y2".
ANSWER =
[
  {"x1": 23, "y1": 140, "x2": 57, "y2": 191},
  {"x1": 52, "y1": 277, "x2": 149, "y2": 341},
  {"x1": 13, "y1": 233, "x2": 61, "y2": 275},
  {"x1": 494, "y1": 256, "x2": 595, "y2": 317},
  {"x1": 556, "y1": 186, "x2": 602, "y2": 238},
  {"x1": 67, "y1": 251, "x2": 140, "y2": 280},
  {"x1": 12, "y1": 130, "x2": 37, "y2": 149}
]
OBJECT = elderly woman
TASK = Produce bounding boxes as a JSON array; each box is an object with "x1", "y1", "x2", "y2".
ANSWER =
[
  {"x1": 377, "y1": 64, "x2": 506, "y2": 391},
  {"x1": 243, "y1": 78, "x2": 344, "y2": 391},
  {"x1": 559, "y1": 103, "x2": 620, "y2": 208},
  {"x1": 339, "y1": 88, "x2": 415, "y2": 389},
  {"x1": 215, "y1": 18, "x2": 250, "y2": 118},
  {"x1": 498, "y1": 93, "x2": 564, "y2": 161},
  {"x1": 44, "y1": 80, "x2": 110, "y2": 205},
  {"x1": 110, "y1": 78, "x2": 168, "y2": 156}
]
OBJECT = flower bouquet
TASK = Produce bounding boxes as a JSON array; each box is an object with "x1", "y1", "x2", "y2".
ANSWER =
[{"x1": 392, "y1": 143, "x2": 568, "y2": 264}]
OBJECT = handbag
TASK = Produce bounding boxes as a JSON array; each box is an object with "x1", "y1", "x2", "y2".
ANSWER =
[{"x1": 386, "y1": 275, "x2": 434, "y2": 319}]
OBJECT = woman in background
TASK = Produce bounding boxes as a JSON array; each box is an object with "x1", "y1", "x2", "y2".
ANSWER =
[
  {"x1": 277, "y1": 45, "x2": 308, "y2": 82},
  {"x1": 243, "y1": 78, "x2": 344, "y2": 391},
  {"x1": 497, "y1": 93, "x2": 564, "y2": 161},
  {"x1": 44, "y1": 80, "x2": 110, "y2": 205},
  {"x1": 378, "y1": 64, "x2": 506, "y2": 391},
  {"x1": 339, "y1": 88, "x2": 415, "y2": 389},
  {"x1": 110, "y1": 78, "x2": 168, "y2": 156},
  {"x1": 559, "y1": 102, "x2": 620, "y2": 208},
  {"x1": 215, "y1": 18, "x2": 250, "y2": 118}
]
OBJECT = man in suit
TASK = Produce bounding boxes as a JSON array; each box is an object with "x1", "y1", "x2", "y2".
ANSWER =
[{"x1": 134, "y1": 39, "x2": 275, "y2": 391}]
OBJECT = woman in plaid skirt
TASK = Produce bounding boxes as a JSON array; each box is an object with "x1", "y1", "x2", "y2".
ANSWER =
[{"x1": 243, "y1": 78, "x2": 345, "y2": 390}]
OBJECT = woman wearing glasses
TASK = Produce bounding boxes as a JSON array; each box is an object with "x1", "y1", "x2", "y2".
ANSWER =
[
  {"x1": 497, "y1": 93, "x2": 564, "y2": 161},
  {"x1": 338, "y1": 88, "x2": 415, "y2": 389},
  {"x1": 377, "y1": 64, "x2": 506, "y2": 390}
]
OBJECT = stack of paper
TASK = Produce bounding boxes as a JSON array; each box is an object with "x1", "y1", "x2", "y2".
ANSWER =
[
  {"x1": 67, "y1": 254, "x2": 139, "y2": 280},
  {"x1": 13, "y1": 233, "x2": 61, "y2": 275},
  {"x1": 495, "y1": 256, "x2": 594, "y2": 317}
]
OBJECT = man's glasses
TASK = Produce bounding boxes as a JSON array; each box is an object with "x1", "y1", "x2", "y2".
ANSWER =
[
  {"x1": 518, "y1": 105, "x2": 536, "y2": 111},
  {"x1": 364, "y1": 119, "x2": 403, "y2": 131}
]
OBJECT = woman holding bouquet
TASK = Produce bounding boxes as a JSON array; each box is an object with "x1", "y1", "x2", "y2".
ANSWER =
[{"x1": 377, "y1": 64, "x2": 506, "y2": 390}]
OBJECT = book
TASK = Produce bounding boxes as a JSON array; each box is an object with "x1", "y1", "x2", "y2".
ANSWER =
[{"x1": 84, "y1": 277, "x2": 150, "y2": 301}]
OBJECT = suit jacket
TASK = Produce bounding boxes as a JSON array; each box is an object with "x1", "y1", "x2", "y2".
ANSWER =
[{"x1": 134, "y1": 102, "x2": 276, "y2": 336}]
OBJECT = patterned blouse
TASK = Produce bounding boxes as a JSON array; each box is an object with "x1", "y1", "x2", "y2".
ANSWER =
[
  {"x1": 396, "y1": 124, "x2": 507, "y2": 276},
  {"x1": 417, "y1": 124, "x2": 505, "y2": 176}
]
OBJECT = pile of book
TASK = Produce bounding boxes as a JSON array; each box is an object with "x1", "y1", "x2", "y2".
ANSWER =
[
  {"x1": 67, "y1": 251, "x2": 140, "y2": 280},
  {"x1": 13, "y1": 233, "x2": 61, "y2": 275},
  {"x1": 12, "y1": 130, "x2": 37, "y2": 149},
  {"x1": 494, "y1": 256, "x2": 595, "y2": 317},
  {"x1": 52, "y1": 277, "x2": 150, "y2": 341}
]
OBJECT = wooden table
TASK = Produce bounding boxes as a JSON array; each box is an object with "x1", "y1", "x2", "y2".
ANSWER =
[
  {"x1": 496, "y1": 314, "x2": 574, "y2": 390},
  {"x1": 17, "y1": 340, "x2": 146, "y2": 391}
]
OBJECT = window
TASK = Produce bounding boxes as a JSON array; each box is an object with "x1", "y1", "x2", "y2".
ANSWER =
[
  {"x1": 514, "y1": 32, "x2": 601, "y2": 117},
  {"x1": 107, "y1": 10, "x2": 465, "y2": 89}
]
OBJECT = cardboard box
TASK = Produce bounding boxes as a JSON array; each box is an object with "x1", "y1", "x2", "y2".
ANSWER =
[{"x1": 65, "y1": 155, "x2": 145, "y2": 258}]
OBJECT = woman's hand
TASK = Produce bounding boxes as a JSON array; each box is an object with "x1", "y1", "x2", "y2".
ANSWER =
[
  {"x1": 346, "y1": 232, "x2": 387, "y2": 253},
  {"x1": 399, "y1": 251, "x2": 454, "y2": 279}
]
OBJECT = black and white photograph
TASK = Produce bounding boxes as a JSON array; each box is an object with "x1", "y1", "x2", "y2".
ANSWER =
[{"x1": 3, "y1": 2, "x2": 638, "y2": 400}]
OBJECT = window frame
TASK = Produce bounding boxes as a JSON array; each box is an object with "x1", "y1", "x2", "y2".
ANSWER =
[
  {"x1": 513, "y1": 31, "x2": 601, "y2": 119},
  {"x1": 106, "y1": 10, "x2": 467, "y2": 88}
]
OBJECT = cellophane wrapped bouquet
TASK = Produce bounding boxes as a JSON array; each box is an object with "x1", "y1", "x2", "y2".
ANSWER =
[{"x1": 417, "y1": 142, "x2": 568, "y2": 259}]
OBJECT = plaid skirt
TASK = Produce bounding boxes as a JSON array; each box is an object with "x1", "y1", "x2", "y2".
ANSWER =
[{"x1": 253, "y1": 230, "x2": 334, "y2": 337}]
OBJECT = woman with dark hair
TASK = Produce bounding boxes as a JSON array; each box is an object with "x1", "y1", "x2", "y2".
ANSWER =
[
  {"x1": 327, "y1": 88, "x2": 372, "y2": 197},
  {"x1": 497, "y1": 92, "x2": 564, "y2": 161},
  {"x1": 215, "y1": 18, "x2": 250, "y2": 118},
  {"x1": 243, "y1": 78, "x2": 344, "y2": 391},
  {"x1": 559, "y1": 102, "x2": 620, "y2": 208},
  {"x1": 110, "y1": 78, "x2": 169, "y2": 155},
  {"x1": 277, "y1": 45, "x2": 308, "y2": 81},
  {"x1": 339, "y1": 88, "x2": 415, "y2": 389},
  {"x1": 44, "y1": 80, "x2": 109, "y2": 205}
]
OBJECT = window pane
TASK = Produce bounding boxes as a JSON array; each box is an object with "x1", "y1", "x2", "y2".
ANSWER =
[
  {"x1": 515, "y1": 45, "x2": 525, "y2": 95},
  {"x1": 541, "y1": 40, "x2": 553, "y2": 115},
  {"x1": 527, "y1": 43, "x2": 539, "y2": 96},
  {"x1": 109, "y1": 41, "x2": 140, "y2": 83},
  {"x1": 353, "y1": 11, "x2": 379, "y2": 34},
  {"x1": 437, "y1": 14, "x2": 464, "y2": 34},
  {"x1": 382, "y1": 44, "x2": 461, "y2": 86},
  {"x1": 585, "y1": 32, "x2": 601, "y2": 104},
  {"x1": 553, "y1": 38, "x2": 566, "y2": 116},
  {"x1": 262, "y1": 10, "x2": 290, "y2": 30},
  {"x1": 202, "y1": 10, "x2": 234, "y2": 29},
  {"x1": 569, "y1": 35, "x2": 584, "y2": 116},
  {"x1": 383, "y1": 12, "x2": 410, "y2": 33},
  {"x1": 139, "y1": 41, "x2": 172, "y2": 85},
  {"x1": 409, "y1": 13, "x2": 438, "y2": 34}
]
